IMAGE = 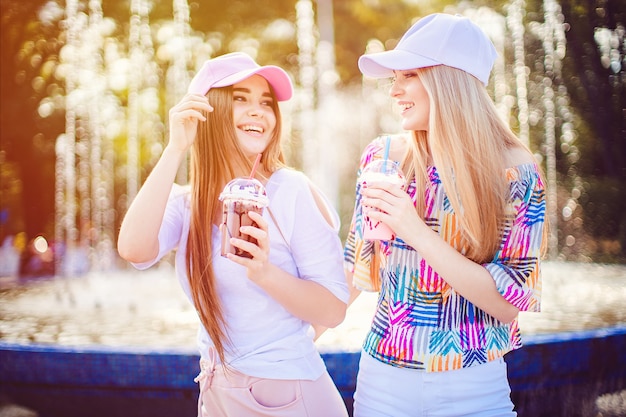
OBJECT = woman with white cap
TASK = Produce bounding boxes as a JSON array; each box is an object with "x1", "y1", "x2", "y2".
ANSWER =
[
  {"x1": 117, "y1": 52, "x2": 349, "y2": 417},
  {"x1": 344, "y1": 13, "x2": 547, "y2": 416}
]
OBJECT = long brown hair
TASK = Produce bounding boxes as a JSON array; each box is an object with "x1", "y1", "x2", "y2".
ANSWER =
[
  {"x1": 185, "y1": 82, "x2": 286, "y2": 364},
  {"x1": 401, "y1": 65, "x2": 546, "y2": 263}
]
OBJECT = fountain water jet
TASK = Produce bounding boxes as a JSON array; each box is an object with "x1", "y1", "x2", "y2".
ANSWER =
[
  {"x1": 54, "y1": 0, "x2": 121, "y2": 275},
  {"x1": 49, "y1": 0, "x2": 592, "y2": 268}
]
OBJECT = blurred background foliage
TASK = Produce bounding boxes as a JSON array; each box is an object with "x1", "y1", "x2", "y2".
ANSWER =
[{"x1": 0, "y1": 0, "x2": 624, "y2": 264}]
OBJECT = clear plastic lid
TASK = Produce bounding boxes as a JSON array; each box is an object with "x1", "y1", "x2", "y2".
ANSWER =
[
  {"x1": 359, "y1": 159, "x2": 405, "y2": 186},
  {"x1": 219, "y1": 177, "x2": 269, "y2": 206}
]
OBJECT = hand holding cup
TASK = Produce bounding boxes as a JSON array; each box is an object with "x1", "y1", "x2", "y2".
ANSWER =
[
  {"x1": 359, "y1": 159, "x2": 405, "y2": 241},
  {"x1": 219, "y1": 177, "x2": 269, "y2": 259}
]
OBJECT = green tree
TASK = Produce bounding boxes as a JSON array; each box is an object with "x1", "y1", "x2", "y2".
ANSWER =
[{"x1": 558, "y1": 0, "x2": 625, "y2": 260}]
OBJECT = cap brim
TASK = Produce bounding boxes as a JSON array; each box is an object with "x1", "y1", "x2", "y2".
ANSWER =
[
  {"x1": 358, "y1": 49, "x2": 441, "y2": 78},
  {"x1": 213, "y1": 66, "x2": 293, "y2": 101}
]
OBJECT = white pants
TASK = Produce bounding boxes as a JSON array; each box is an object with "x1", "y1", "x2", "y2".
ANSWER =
[{"x1": 354, "y1": 351, "x2": 517, "y2": 417}]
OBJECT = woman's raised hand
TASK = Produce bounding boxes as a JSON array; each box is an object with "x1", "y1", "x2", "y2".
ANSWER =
[{"x1": 167, "y1": 94, "x2": 213, "y2": 153}]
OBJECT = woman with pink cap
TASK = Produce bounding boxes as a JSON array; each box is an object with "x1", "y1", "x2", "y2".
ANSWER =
[
  {"x1": 117, "y1": 52, "x2": 349, "y2": 417},
  {"x1": 344, "y1": 13, "x2": 548, "y2": 416}
]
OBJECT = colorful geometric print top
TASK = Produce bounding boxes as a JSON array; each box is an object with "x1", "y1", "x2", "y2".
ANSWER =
[{"x1": 344, "y1": 136, "x2": 546, "y2": 372}]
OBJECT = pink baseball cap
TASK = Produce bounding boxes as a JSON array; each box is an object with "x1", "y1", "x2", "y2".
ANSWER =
[
  {"x1": 358, "y1": 13, "x2": 497, "y2": 86},
  {"x1": 187, "y1": 52, "x2": 293, "y2": 101}
]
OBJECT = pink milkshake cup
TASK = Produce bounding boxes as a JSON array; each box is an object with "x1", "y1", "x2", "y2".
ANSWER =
[
  {"x1": 219, "y1": 177, "x2": 269, "y2": 259},
  {"x1": 359, "y1": 159, "x2": 405, "y2": 241}
]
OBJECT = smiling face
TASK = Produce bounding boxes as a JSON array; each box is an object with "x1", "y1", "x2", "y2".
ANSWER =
[
  {"x1": 231, "y1": 74, "x2": 277, "y2": 159},
  {"x1": 390, "y1": 69, "x2": 430, "y2": 132}
]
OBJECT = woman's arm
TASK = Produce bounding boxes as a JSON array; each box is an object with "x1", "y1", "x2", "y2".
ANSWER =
[
  {"x1": 406, "y1": 221, "x2": 519, "y2": 323},
  {"x1": 362, "y1": 183, "x2": 519, "y2": 323},
  {"x1": 117, "y1": 94, "x2": 211, "y2": 263},
  {"x1": 252, "y1": 259, "x2": 348, "y2": 329},
  {"x1": 226, "y1": 210, "x2": 348, "y2": 328},
  {"x1": 116, "y1": 146, "x2": 186, "y2": 263},
  {"x1": 312, "y1": 269, "x2": 362, "y2": 340}
]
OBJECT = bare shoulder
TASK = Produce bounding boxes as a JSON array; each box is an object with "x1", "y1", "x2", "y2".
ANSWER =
[{"x1": 504, "y1": 145, "x2": 536, "y2": 168}]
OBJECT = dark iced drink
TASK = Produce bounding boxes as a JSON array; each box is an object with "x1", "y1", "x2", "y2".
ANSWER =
[{"x1": 219, "y1": 178, "x2": 269, "y2": 259}]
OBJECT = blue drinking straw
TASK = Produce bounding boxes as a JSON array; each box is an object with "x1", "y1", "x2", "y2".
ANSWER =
[{"x1": 382, "y1": 135, "x2": 391, "y2": 173}]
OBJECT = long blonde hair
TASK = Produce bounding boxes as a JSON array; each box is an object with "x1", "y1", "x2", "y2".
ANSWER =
[
  {"x1": 401, "y1": 65, "x2": 541, "y2": 263},
  {"x1": 186, "y1": 83, "x2": 286, "y2": 364}
]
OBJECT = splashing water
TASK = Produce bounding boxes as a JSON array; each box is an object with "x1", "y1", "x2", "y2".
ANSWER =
[
  {"x1": 0, "y1": 261, "x2": 624, "y2": 349},
  {"x1": 49, "y1": 0, "x2": 591, "y2": 278}
]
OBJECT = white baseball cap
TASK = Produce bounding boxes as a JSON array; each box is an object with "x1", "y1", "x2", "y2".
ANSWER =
[
  {"x1": 187, "y1": 52, "x2": 293, "y2": 101},
  {"x1": 358, "y1": 13, "x2": 497, "y2": 86}
]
